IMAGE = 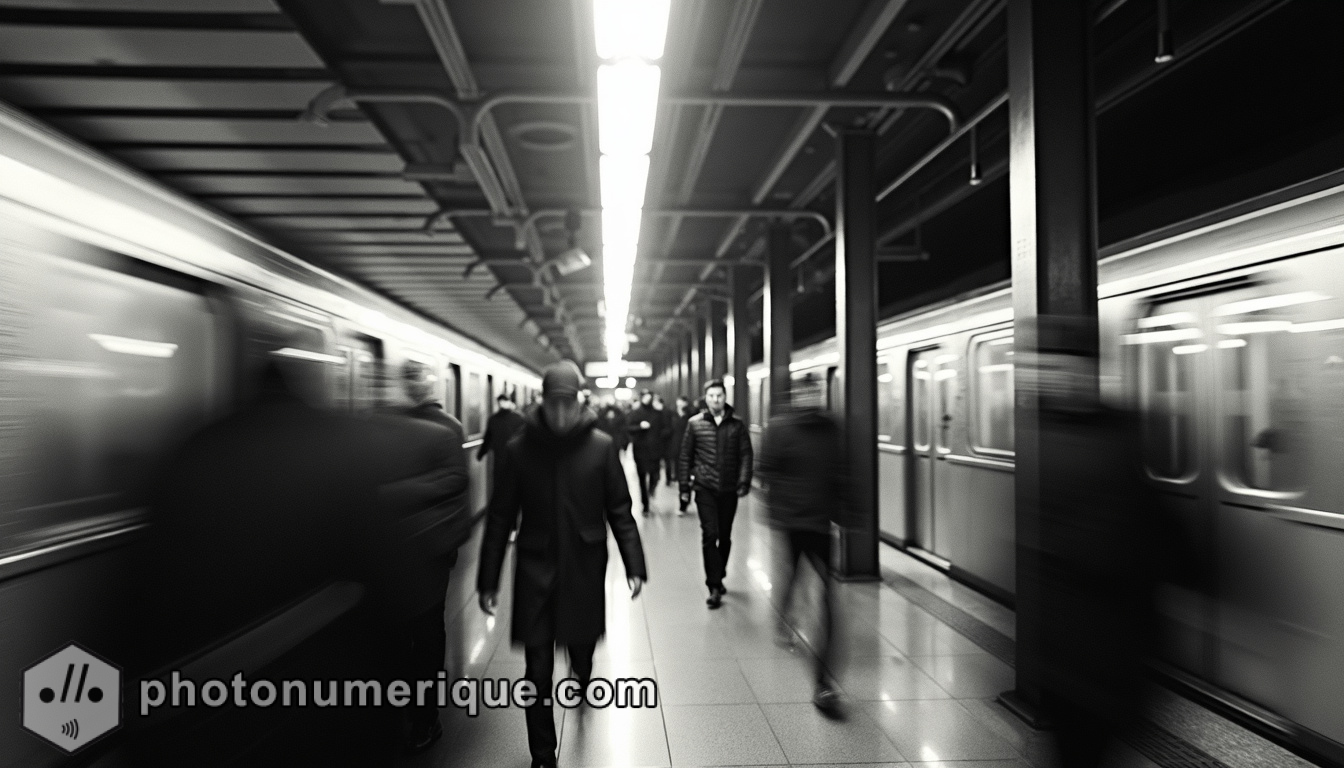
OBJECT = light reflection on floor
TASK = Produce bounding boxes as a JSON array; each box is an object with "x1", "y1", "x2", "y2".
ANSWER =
[{"x1": 407, "y1": 451, "x2": 1077, "y2": 768}]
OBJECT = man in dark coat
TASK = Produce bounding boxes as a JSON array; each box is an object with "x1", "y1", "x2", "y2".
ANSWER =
[
  {"x1": 626, "y1": 389, "x2": 663, "y2": 514},
  {"x1": 679, "y1": 378, "x2": 753, "y2": 608},
  {"x1": 387, "y1": 359, "x2": 471, "y2": 752},
  {"x1": 478, "y1": 393, "x2": 526, "y2": 461},
  {"x1": 594, "y1": 395, "x2": 628, "y2": 453},
  {"x1": 665, "y1": 395, "x2": 692, "y2": 489},
  {"x1": 757, "y1": 374, "x2": 847, "y2": 718},
  {"x1": 477, "y1": 361, "x2": 647, "y2": 768}
]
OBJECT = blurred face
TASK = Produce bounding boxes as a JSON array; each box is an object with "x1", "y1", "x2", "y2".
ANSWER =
[
  {"x1": 704, "y1": 386, "x2": 726, "y2": 413},
  {"x1": 498, "y1": 398, "x2": 514, "y2": 411},
  {"x1": 543, "y1": 394, "x2": 583, "y2": 434},
  {"x1": 677, "y1": 398, "x2": 688, "y2": 410},
  {"x1": 640, "y1": 393, "x2": 653, "y2": 406}
]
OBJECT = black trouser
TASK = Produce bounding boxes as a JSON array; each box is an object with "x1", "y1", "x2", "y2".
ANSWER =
[
  {"x1": 777, "y1": 529, "x2": 834, "y2": 687},
  {"x1": 634, "y1": 453, "x2": 660, "y2": 509},
  {"x1": 406, "y1": 597, "x2": 447, "y2": 730},
  {"x1": 663, "y1": 454, "x2": 677, "y2": 485},
  {"x1": 695, "y1": 489, "x2": 739, "y2": 589},
  {"x1": 523, "y1": 639, "x2": 596, "y2": 764}
]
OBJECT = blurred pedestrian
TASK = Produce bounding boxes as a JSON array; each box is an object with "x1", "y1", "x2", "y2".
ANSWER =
[
  {"x1": 757, "y1": 374, "x2": 846, "y2": 718},
  {"x1": 387, "y1": 359, "x2": 471, "y2": 753},
  {"x1": 595, "y1": 394, "x2": 628, "y2": 453},
  {"x1": 479, "y1": 393, "x2": 526, "y2": 462},
  {"x1": 627, "y1": 389, "x2": 662, "y2": 514},
  {"x1": 666, "y1": 395, "x2": 692, "y2": 493},
  {"x1": 477, "y1": 361, "x2": 647, "y2": 768},
  {"x1": 650, "y1": 394, "x2": 671, "y2": 485},
  {"x1": 678, "y1": 379, "x2": 753, "y2": 608},
  {"x1": 1024, "y1": 316, "x2": 1195, "y2": 768}
]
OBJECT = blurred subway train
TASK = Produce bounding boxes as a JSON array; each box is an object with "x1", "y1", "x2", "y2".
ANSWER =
[
  {"x1": 748, "y1": 183, "x2": 1344, "y2": 761},
  {"x1": 0, "y1": 101, "x2": 538, "y2": 765}
]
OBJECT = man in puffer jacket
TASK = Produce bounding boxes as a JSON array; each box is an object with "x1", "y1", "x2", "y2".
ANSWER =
[{"x1": 678, "y1": 378, "x2": 753, "y2": 608}]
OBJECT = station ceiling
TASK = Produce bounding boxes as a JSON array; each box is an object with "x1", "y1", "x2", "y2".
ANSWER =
[{"x1": 0, "y1": 0, "x2": 1335, "y2": 371}]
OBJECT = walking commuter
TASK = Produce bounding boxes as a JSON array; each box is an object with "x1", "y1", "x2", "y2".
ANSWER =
[
  {"x1": 627, "y1": 389, "x2": 662, "y2": 514},
  {"x1": 595, "y1": 394, "x2": 628, "y2": 453},
  {"x1": 678, "y1": 379, "x2": 753, "y2": 608},
  {"x1": 757, "y1": 374, "x2": 847, "y2": 719},
  {"x1": 389, "y1": 359, "x2": 471, "y2": 753},
  {"x1": 477, "y1": 361, "x2": 647, "y2": 768},
  {"x1": 478, "y1": 393, "x2": 526, "y2": 461},
  {"x1": 665, "y1": 395, "x2": 692, "y2": 491},
  {"x1": 650, "y1": 394, "x2": 671, "y2": 484}
]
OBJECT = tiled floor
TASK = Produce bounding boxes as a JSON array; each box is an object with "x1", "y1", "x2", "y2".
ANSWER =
[{"x1": 406, "y1": 454, "x2": 1154, "y2": 768}]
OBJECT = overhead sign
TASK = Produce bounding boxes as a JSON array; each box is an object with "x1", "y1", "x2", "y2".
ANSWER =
[{"x1": 584, "y1": 360, "x2": 653, "y2": 378}]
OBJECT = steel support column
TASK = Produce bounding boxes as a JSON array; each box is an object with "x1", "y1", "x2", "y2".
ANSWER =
[
  {"x1": 1000, "y1": 0, "x2": 1100, "y2": 726},
  {"x1": 728, "y1": 266, "x2": 753, "y2": 423},
  {"x1": 764, "y1": 223, "x2": 794, "y2": 416},
  {"x1": 692, "y1": 311, "x2": 706, "y2": 397},
  {"x1": 835, "y1": 128, "x2": 880, "y2": 581},
  {"x1": 708, "y1": 299, "x2": 728, "y2": 381}
]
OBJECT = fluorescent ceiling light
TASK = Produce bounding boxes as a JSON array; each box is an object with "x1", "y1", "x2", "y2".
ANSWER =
[
  {"x1": 1172, "y1": 344, "x2": 1208, "y2": 355},
  {"x1": 602, "y1": 209, "x2": 642, "y2": 250},
  {"x1": 593, "y1": 0, "x2": 670, "y2": 60},
  {"x1": 600, "y1": 154, "x2": 650, "y2": 210},
  {"x1": 1137, "y1": 311, "x2": 1194, "y2": 329},
  {"x1": 1121, "y1": 327, "x2": 1203, "y2": 344},
  {"x1": 88, "y1": 333, "x2": 178, "y2": 358},
  {"x1": 1216, "y1": 339, "x2": 1248, "y2": 349},
  {"x1": 1290, "y1": 318, "x2": 1344, "y2": 334},
  {"x1": 1212, "y1": 291, "x2": 1330, "y2": 316},
  {"x1": 597, "y1": 62, "x2": 661, "y2": 156}
]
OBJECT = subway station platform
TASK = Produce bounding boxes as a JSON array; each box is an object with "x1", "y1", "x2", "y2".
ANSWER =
[{"x1": 414, "y1": 454, "x2": 1315, "y2": 768}]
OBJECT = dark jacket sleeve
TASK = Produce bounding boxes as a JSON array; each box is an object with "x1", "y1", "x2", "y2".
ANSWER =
[
  {"x1": 677, "y1": 418, "x2": 696, "y2": 492},
  {"x1": 756, "y1": 419, "x2": 781, "y2": 486},
  {"x1": 604, "y1": 441, "x2": 647, "y2": 580},
  {"x1": 477, "y1": 442, "x2": 518, "y2": 594},
  {"x1": 736, "y1": 420, "x2": 754, "y2": 491}
]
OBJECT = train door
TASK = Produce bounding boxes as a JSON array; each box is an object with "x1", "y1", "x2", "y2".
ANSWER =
[
  {"x1": 345, "y1": 335, "x2": 383, "y2": 413},
  {"x1": 907, "y1": 347, "x2": 942, "y2": 552}
]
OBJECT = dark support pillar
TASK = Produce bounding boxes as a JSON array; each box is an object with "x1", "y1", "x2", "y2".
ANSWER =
[
  {"x1": 708, "y1": 298, "x2": 728, "y2": 381},
  {"x1": 764, "y1": 223, "x2": 793, "y2": 417},
  {"x1": 692, "y1": 310, "x2": 706, "y2": 397},
  {"x1": 728, "y1": 266, "x2": 752, "y2": 423},
  {"x1": 1000, "y1": 0, "x2": 1099, "y2": 727},
  {"x1": 835, "y1": 127, "x2": 880, "y2": 582}
]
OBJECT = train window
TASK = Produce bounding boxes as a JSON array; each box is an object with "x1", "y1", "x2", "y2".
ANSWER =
[
  {"x1": 464, "y1": 371, "x2": 485, "y2": 436},
  {"x1": 4, "y1": 253, "x2": 216, "y2": 544},
  {"x1": 877, "y1": 359, "x2": 900, "y2": 444},
  {"x1": 445, "y1": 363, "x2": 461, "y2": 419},
  {"x1": 934, "y1": 355, "x2": 958, "y2": 453},
  {"x1": 1215, "y1": 291, "x2": 1320, "y2": 493},
  {"x1": 750, "y1": 376, "x2": 763, "y2": 425},
  {"x1": 1133, "y1": 305, "x2": 1199, "y2": 479},
  {"x1": 971, "y1": 334, "x2": 1014, "y2": 455},
  {"x1": 912, "y1": 358, "x2": 932, "y2": 450}
]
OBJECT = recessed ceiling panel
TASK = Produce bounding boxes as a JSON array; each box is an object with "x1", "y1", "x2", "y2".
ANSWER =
[
  {"x1": 164, "y1": 173, "x2": 426, "y2": 196},
  {"x1": 48, "y1": 116, "x2": 383, "y2": 144},
  {"x1": 111, "y1": 148, "x2": 403, "y2": 173},
  {"x1": 0, "y1": 78, "x2": 335, "y2": 110},
  {"x1": 0, "y1": 27, "x2": 322, "y2": 68}
]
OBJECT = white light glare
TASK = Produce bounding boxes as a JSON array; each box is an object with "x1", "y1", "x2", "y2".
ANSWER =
[
  {"x1": 88, "y1": 333, "x2": 178, "y2": 358},
  {"x1": 626, "y1": 377, "x2": 637, "y2": 387},
  {"x1": 593, "y1": 0, "x2": 670, "y2": 61},
  {"x1": 600, "y1": 154, "x2": 650, "y2": 211},
  {"x1": 598, "y1": 61, "x2": 661, "y2": 157},
  {"x1": 602, "y1": 209, "x2": 642, "y2": 250},
  {"x1": 1213, "y1": 291, "x2": 1330, "y2": 317}
]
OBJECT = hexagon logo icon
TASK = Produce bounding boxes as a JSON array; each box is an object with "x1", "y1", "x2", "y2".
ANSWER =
[{"x1": 23, "y1": 643, "x2": 121, "y2": 753}]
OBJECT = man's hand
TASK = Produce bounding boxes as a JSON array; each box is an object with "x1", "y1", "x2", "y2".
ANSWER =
[
  {"x1": 627, "y1": 576, "x2": 644, "y2": 599},
  {"x1": 478, "y1": 591, "x2": 498, "y2": 615},
  {"x1": 737, "y1": 485, "x2": 750, "y2": 498},
  {"x1": 640, "y1": 421, "x2": 650, "y2": 429}
]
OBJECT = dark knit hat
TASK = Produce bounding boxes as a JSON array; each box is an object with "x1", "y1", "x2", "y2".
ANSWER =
[{"x1": 541, "y1": 360, "x2": 585, "y2": 399}]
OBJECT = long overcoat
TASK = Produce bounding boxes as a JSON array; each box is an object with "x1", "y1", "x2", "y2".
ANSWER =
[{"x1": 477, "y1": 408, "x2": 647, "y2": 647}]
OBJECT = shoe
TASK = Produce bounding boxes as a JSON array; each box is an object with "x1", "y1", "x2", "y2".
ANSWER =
[
  {"x1": 404, "y1": 718, "x2": 443, "y2": 754},
  {"x1": 717, "y1": 584, "x2": 727, "y2": 596},
  {"x1": 706, "y1": 589, "x2": 723, "y2": 609},
  {"x1": 812, "y1": 687, "x2": 846, "y2": 720}
]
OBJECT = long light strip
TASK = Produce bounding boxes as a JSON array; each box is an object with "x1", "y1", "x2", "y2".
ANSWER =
[{"x1": 593, "y1": 0, "x2": 669, "y2": 367}]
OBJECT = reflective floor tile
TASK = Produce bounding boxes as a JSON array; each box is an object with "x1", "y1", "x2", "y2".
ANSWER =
[
  {"x1": 653, "y1": 659, "x2": 756, "y2": 705},
  {"x1": 760, "y1": 702, "x2": 907, "y2": 764},
  {"x1": 864, "y1": 699, "x2": 1020, "y2": 762},
  {"x1": 662, "y1": 703, "x2": 787, "y2": 766},
  {"x1": 908, "y1": 652, "x2": 1015, "y2": 700},
  {"x1": 736, "y1": 655, "x2": 832, "y2": 704},
  {"x1": 558, "y1": 702, "x2": 671, "y2": 767},
  {"x1": 832, "y1": 655, "x2": 952, "y2": 701}
]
